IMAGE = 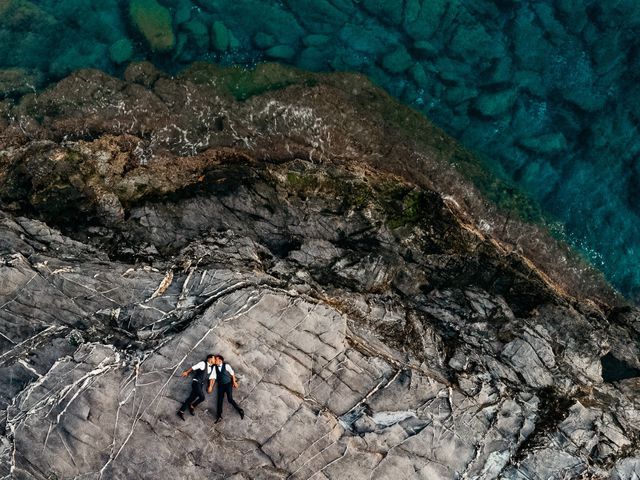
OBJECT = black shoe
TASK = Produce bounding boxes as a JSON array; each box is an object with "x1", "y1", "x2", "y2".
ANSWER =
[
  {"x1": 215, "y1": 417, "x2": 223, "y2": 424},
  {"x1": 188, "y1": 405, "x2": 195, "y2": 416},
  {"x1": 239, "y1": 409, "x2": 245, "y2": 420},
  {"x1": 177, "y1": 411, "x2": 185, "y2": 421}
]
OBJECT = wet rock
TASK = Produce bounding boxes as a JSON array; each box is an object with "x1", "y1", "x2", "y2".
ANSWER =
[
  {"x1": 409, "y1": 64, "x2": 428, "y2": 87},
  {"x1": 512, "y1": 7, "x2": 554, "y2": 71},
  {"x1": 403, "y1": 0, "x2": 448, "y2": 41},
  {"x1": 339, "y1": 23, "x2": 387, "y2": 56},
  {"x1": 0, "y1": 0, "x2": 53, "y2": 30},
  {"x1": 361, "y1": 0, "x2": 403, "y2": 26},
  {"x1": 211, "y1": 20, "x2": 231, "y2": 52},
  {"x1": 109, "y1": 38, "x2": 134, "y2": 64},
  {"x1": 532, "y1": 3, "x2": 570, "y2": 46},
  {"x1": 518, "y1": 133, "x2": 568, "y2": 154},
  {"x1": 123, "y1": 60, "x2": 162, "y2": 87},
  {"x1": 302, "y1": 33, "x2": 330, "y2": 47},
  {"x1": 381, "y1": 45, "x2": 413, "y2": 74},
  {"x1": 298, "y1": 46, "x2": 328, "y2": 71},
  {"x1": 473, "y1": 89, "x2": 516, "y2": 117},
  {"x1": 449, "y1": 23, "x2": 498, "y2": 61},
  {"x1": 183, "y1": 19, "x2": 209, "y2": 52},
  {"x1": 445, "y1": 85, "x2": 479, "y2": 106},
  {"x1": 265, "y1": 45, "x2": 296, "y2": 61},
  {"x1": 173, "y1": 0, "x2": 192, "y2": 25},
  {"x1": 0, "y1": 67, "x2": 41, "y2": 97},
  {"x1": 254, "y1": 31, "x2": 275, "y2": 49},
  {"x1": 413, "y1": 40, "x2": 438, "y2": 57},
  {"x1": 129, "y1": 0, "x2": 175, "y2": 52}
]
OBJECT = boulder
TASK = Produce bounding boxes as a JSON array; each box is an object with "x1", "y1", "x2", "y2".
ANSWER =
[
  {"x1": 129, "y1": 0, "x2": 175, "y2": 52},
  {"x1": 449, "y1": 23, "x2": 499, "y2": 61},
  {"x1": 254, "y1": 32, "x2": 275, "y2": 49},
  {"x1": 109, "y1": 38, "x2": 134, "y2": 64},
  {"x1": 302, "y1": 34, "x2": 330, "y2": 47},
  {"x1": 381, "y1": 45, "x2": 413, "y2": 74},
  {"x1": 519, "y1": 133, "x2": 568, "y2": 154},
  {"x1": 211, "y1": 20, "x2": 230, "y2": 51},
  {"x1": 361, "y1": 0, "x2": 403, "y2": 26},
  {"x1": 265, "y1": 45, "x2": 296, "y2": 61},
  {"x1": 403, "y1": 0, "x2": 448, "y2": 41},
  {"x1": 183, "y1": 20, "x2": 209, "y2": 52},
  {"x1": 473, "y1": 89, "x2": 516, "y2": 117}
]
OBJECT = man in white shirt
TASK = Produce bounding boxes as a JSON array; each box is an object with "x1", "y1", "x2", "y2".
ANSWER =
[
  {"x1": 177, "y1": 354, "x2": 216, "y2": 420},
  {"x1": 207, "y1": 354, "x2": 244, "y2": 423}
]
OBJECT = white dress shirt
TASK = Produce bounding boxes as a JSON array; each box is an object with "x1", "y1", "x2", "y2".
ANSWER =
[
  {"x1": 191, "y1": 361, "x2": 213, "y2": 380},
  {"x1": 210, "y1": 363, "x2": 235, "y2": 380}
]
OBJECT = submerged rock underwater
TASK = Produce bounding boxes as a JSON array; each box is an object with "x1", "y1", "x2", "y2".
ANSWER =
[
  {"x1": 0, "y1": 0, "x2": 639, "y2": 301},
  {"x1": 0, "y1": 62, "x2": 639, "y2": 480}
]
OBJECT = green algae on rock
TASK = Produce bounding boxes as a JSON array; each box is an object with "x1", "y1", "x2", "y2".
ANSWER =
[
  {"x1": 0, "y1": 67, "x2": 41, "y2": 97},
  {"x1": 129, "y1": 0, "x2": 175, "y2": 52},
  {"x1": 0, "y1": 0, "x2": 52, "y2": 29}
]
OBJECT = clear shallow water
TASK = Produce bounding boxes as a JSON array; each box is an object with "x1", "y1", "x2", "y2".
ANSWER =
[{"x1": 1, "y1": 0, "x2": 639, "y2": 301}]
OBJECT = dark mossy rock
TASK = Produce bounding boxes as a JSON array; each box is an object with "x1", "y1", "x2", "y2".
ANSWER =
[
  {"x1": 211, "y1": 20, "x2": 231, "y2": 51},
  {"x1": 339, "y1": 23, "x2": 388, "y2": 56},
  {"x1": 381, "y1": 45, "x2": 413, "y2": 74},
  {"x1": 472, "y1": 89, "x2": 516, "y2": 117},
  {"x1": 302, "y1": 34, "x2": 331, "y2": 47},
  {"x1": 129, "y1": 0, "x2": 175, "y2": 52},
  {"x1": 518, "y1": 133, "x2": 568, "y2": 155},
  {"x1": 512, "y1": 7, "x2": 554, "y2": 71},
  {"x1": 179, "y1": 62, "x2": 316, "y2": 101},
  {"x1": 124, "y1": 60, "x2": 162, "y2": 87},
  {"x1": 403, "y1": 0, "x2": 448, "y2": 41},
  {"x1": 0, "y1": 67, "x2": 42, "y2": 97},
  {"x1": 448, "y1": 22, "x2": 500, "y2": 61},
  {"x1": 183, "y1": 20, "x2": 209, "y2": 52},
  {"x1": 360, "y1": 0, "x2": 403, "y2": 26},
  {"x1": 254, "y1": 32, "x2": 276, "y2": 49},
  {"x1": 298, "y1": 46, "x2": 330, "y2": 71},
  {"x1": 265, "y1": 45, "x2": 296, "y2": 61},
  {"x1": 109, "y1": 38, "x2": 135, "y2": 64}
]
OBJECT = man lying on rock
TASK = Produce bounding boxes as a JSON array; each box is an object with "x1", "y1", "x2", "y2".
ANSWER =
[
  {"x1": 208, "y1": 354, "x2": 245, "y2": 423},
  {"x1": 177, "y1": 354, "x2": 216, "y2": 420}
]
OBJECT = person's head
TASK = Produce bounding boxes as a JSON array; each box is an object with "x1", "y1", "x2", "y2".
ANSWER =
[
  {"x1": 206, "y1": 354, "x2": 215, "y2": 365},
  {"x1": 214, "y1": 354, "x2": 224, "y2": 365}
]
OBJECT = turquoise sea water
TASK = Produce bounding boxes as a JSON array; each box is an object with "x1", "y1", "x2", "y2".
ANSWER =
[{"x1": 1, "y1": 0, "x2": 639, "y2": 301}]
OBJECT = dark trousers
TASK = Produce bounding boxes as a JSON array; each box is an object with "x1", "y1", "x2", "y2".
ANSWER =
[
  {"x1": 180, "y1": 381, "x2": 205, "y2": 412},
  {"x1": 215, "y1": 382, "x2": 241, "y2": 418}
]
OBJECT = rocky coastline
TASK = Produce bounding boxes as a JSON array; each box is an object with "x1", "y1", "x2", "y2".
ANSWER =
[{"x1": 0, "y1": 63, "x2": 638, "y2": 479}]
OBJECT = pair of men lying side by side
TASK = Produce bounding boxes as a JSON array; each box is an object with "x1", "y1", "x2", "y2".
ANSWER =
[{"x1": 177, "y1": 354, "x2": 244, "y2": 423}]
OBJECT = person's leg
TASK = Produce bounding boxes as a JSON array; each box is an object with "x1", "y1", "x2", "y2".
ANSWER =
[
  {"x1": 215, "y1": 385, "x2": 225, "y2": 420},
  {"x1": 226, "y1": 384, "x2": 243, "y2": 415},
  {"x1": 178, "y1": 382, "x2": 200, "y2": 419},
  {"x1": 191, "y1": 383, "x2": 205, "y2": 408},
  {"x1": 180, "y1": 382, "x2": 199, "y2": 412}
]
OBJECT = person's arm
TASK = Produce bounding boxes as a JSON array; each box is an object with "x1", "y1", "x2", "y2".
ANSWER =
[
  {"x1": 181, "y1": 361, "x2": 203, "y2": 377},
  {"x1": 207, "y1": 365, "x2": 217, "y2": 393},
  {"x1": 227, "y1": 365, "x2": 239, "y2": 388}
]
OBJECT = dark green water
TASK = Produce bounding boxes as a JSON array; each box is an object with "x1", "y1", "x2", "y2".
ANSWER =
[{"x1": 1, "y1": 0, "x2": 639, "y2": 301}]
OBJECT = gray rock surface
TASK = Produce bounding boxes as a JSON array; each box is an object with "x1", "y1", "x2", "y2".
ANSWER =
[{"x1": 0, "y1": 67, "x2": 638, "y2": 479}]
